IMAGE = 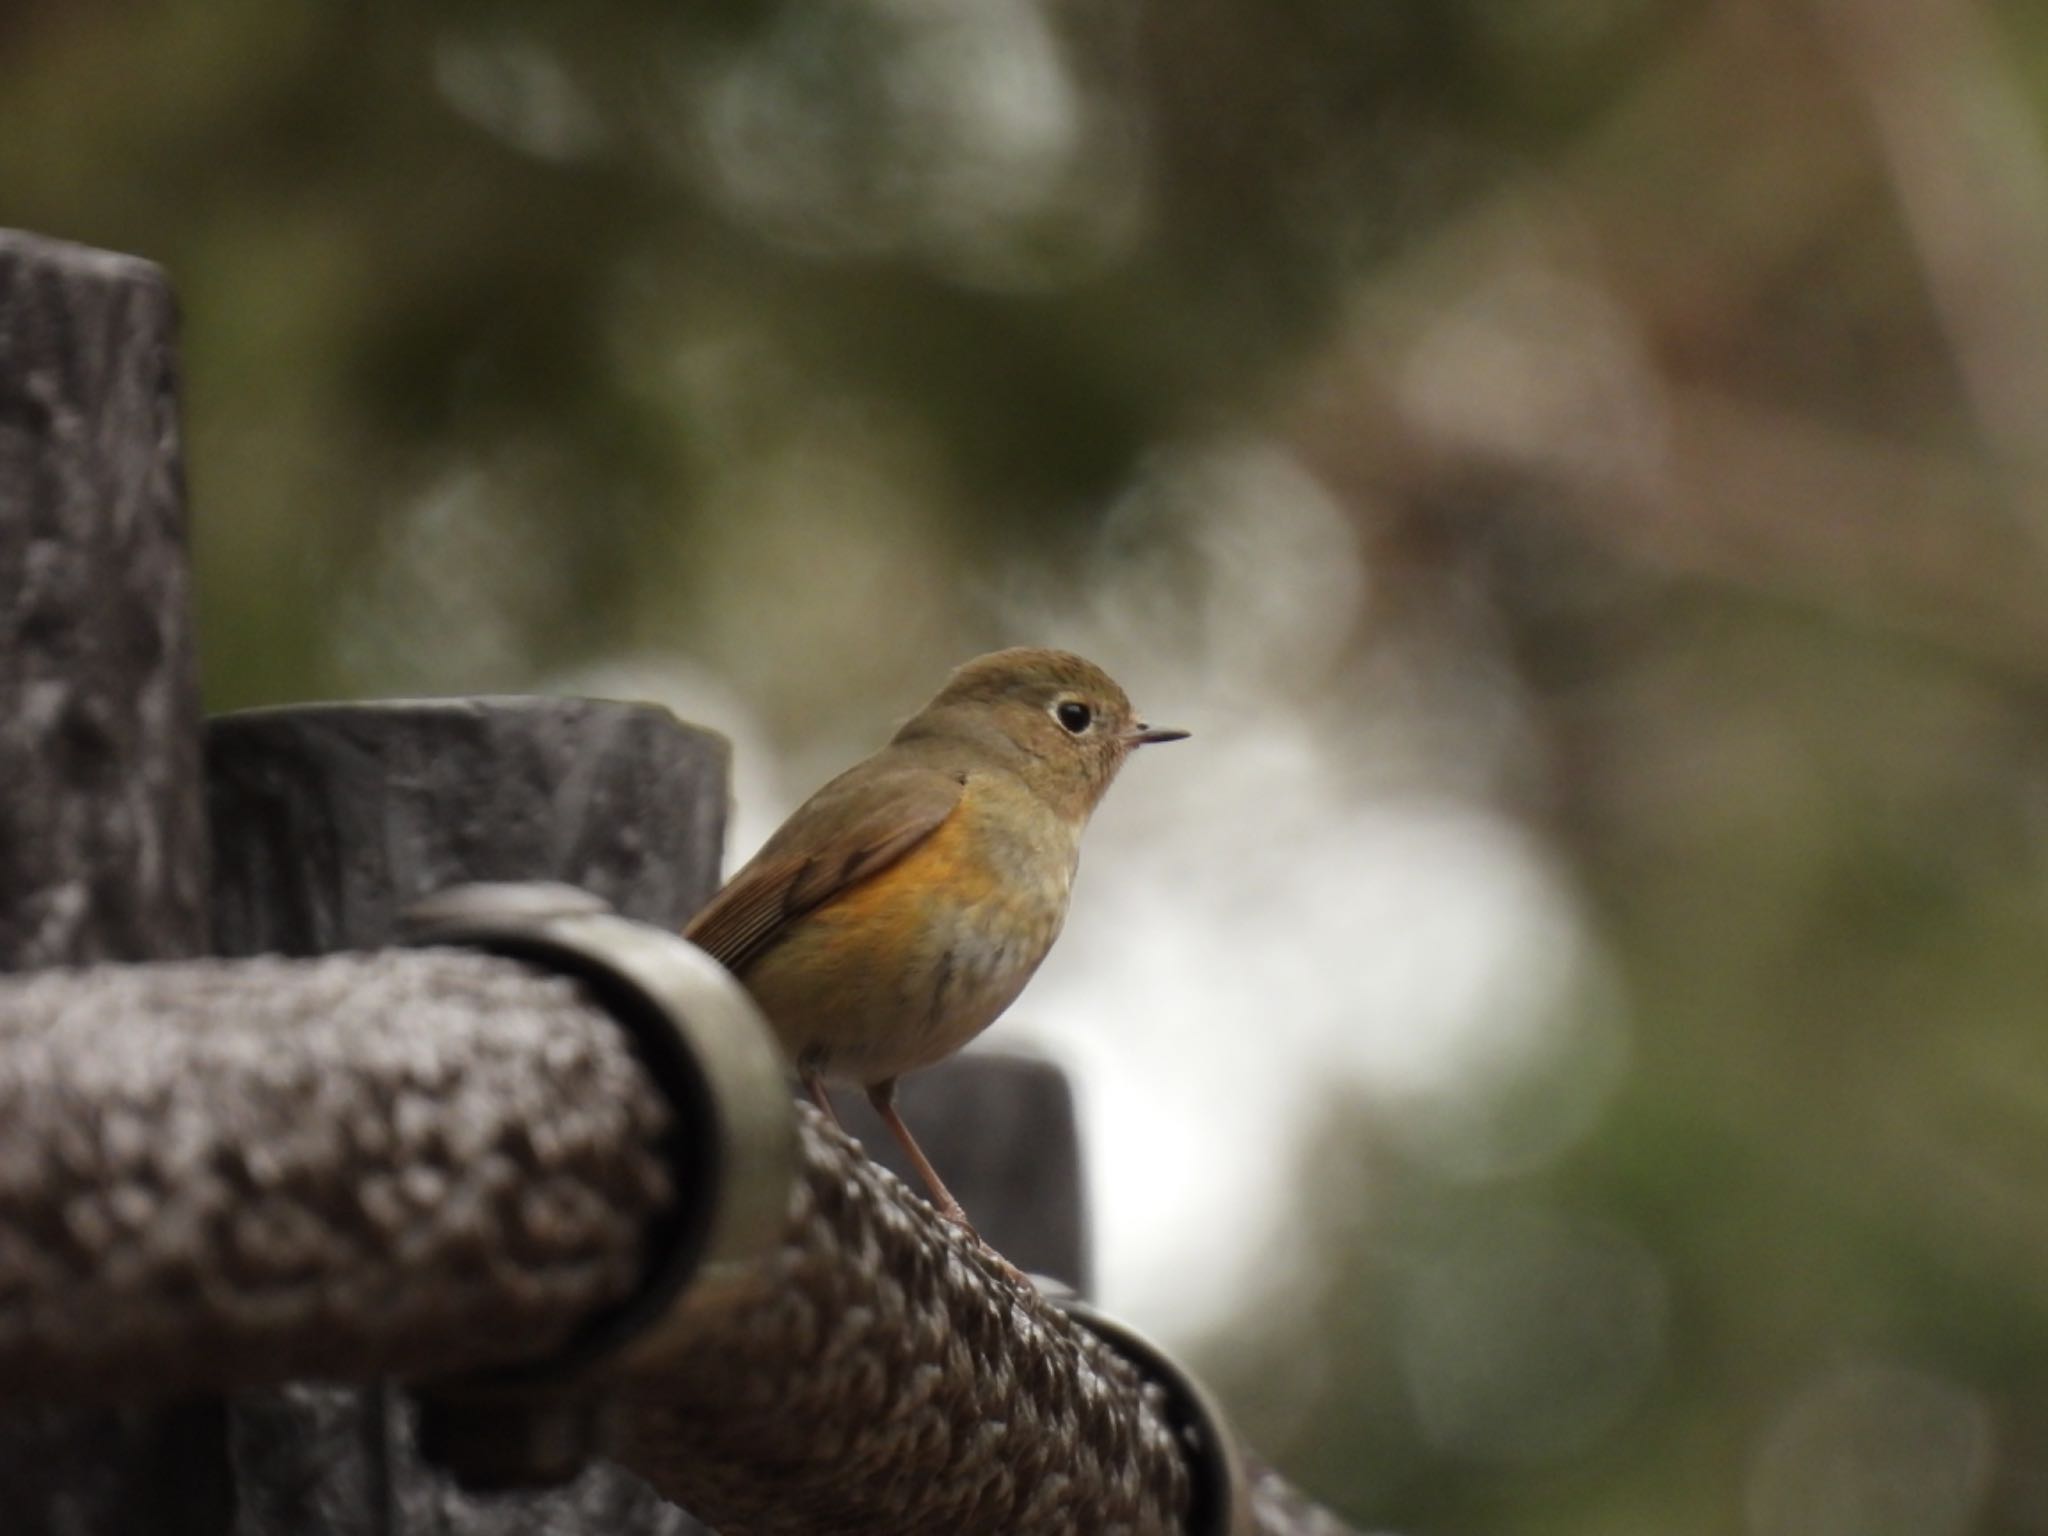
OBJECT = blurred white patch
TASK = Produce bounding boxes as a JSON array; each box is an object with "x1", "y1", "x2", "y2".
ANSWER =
[
  {"x1": 1747, "y1": 1365, "x2": 1994, "y2": 1536},
  {"x1": 1005, "y1": 768, "x2": 1609, "y2": 1332},
  {"x1": 1382, "y1": 888, "x2": 1627, "y2": 1182}
]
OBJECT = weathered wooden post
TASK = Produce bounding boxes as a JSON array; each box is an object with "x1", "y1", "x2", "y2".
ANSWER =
[
  {"x1": 207, "y1": 697, "x2": 731, "y2": 1536},
  {"x1": 0, "y1": 228, "x2": 226, "y2": 1534}
]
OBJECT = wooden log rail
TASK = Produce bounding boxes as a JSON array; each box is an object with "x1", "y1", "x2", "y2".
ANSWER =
[
  {"x1": 0, "y1": 949, "x2": 675, "y2": 1401},
  {"x1": 0, "y1": 939, "x2": 1191, "y2": 1532}
]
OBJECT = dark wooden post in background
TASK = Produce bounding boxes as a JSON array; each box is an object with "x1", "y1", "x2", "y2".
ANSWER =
[
  {"x1": 206, "y1": 698, "x2": 728, "y2": 961},
  {"x1": 0, "y1": 230, "x2": 226, "y2": 1533}
]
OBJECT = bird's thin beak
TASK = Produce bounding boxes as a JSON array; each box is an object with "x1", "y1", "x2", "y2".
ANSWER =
[{"x1": 1125, "y1": 723, "x2": 1191, "y2": 746}]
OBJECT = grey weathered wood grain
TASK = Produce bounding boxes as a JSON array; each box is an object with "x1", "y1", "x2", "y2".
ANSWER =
[
  {"x1": 207, "y1": 696, "x2": 728, "y2": 957},
  {"x1": 0, "y1": 226, "x2": 207, "y2": 971},
  {"x1": 0, "y1": 225, "x2": 226, "y2": 1536}
]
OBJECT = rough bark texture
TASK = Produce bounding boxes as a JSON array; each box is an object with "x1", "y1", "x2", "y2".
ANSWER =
[
  {"x1": 615, "y1": 1105, "x2": 1192, "y2": 1536},
  {"x1": 0, "y1": 227, "x2": 208, "y2": 972},
  {"x1": 0, "y1": 226, "x2": 224, "y2": 1536},
  {"x1": 0, "y1": 949, "x2": 672, "y2": 1397}
]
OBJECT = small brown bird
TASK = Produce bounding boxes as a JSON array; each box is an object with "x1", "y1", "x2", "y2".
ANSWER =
[{"x1": 684, "y1": 647, "x2": 1187, "y2": 1228}]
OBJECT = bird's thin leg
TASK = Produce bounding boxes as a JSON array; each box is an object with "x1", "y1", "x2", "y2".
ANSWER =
[
  {"x1": 802, "y1": 1068, "x2": 841, "y2": 1127},
  {"x1": 867, "y1": 1079, "x2": 973, "y2": 1231}
]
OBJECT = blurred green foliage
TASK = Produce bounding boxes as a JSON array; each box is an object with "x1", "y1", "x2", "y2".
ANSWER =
[{"x1": 9, "y1": 1, "x2": 2048, "y2": 1531}]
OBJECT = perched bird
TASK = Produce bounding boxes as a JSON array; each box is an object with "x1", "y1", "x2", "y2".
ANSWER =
[{"x1": 685, "y1": 647, "x2": 1187, "y2": 1229}]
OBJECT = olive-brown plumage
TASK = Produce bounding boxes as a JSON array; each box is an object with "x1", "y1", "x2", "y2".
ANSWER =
[{"x1": 685, "y1": 647, "x2": 1186, "y2": 1227}]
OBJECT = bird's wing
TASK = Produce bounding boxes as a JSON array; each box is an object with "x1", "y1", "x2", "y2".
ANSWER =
[{"x1": 683, "y1": 765, "x2": 965, "y2": 976}]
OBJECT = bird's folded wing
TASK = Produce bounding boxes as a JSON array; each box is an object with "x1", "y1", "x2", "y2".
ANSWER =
[{"x1": 682, "y1": 766, "x2": 965, "y2": 976}]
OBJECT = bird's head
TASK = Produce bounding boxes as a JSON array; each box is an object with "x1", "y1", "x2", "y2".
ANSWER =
[{"x1": 895, "y1": 647, "x2": 1188, "y2": 818}]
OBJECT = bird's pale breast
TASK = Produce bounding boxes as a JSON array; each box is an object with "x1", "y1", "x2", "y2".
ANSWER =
[{"x1": 737, "y1": 777, "x2": 1078, "y2": 1085}]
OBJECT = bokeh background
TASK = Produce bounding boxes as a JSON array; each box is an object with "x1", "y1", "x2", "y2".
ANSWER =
[{"x1": 10, "y1": 1, "x2": 2048, "y2": 1530}]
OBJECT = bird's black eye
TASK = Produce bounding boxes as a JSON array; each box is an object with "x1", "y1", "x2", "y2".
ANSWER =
[{"x1": 1055, "y1": 700, "x2": 1092, "y2": 734}]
